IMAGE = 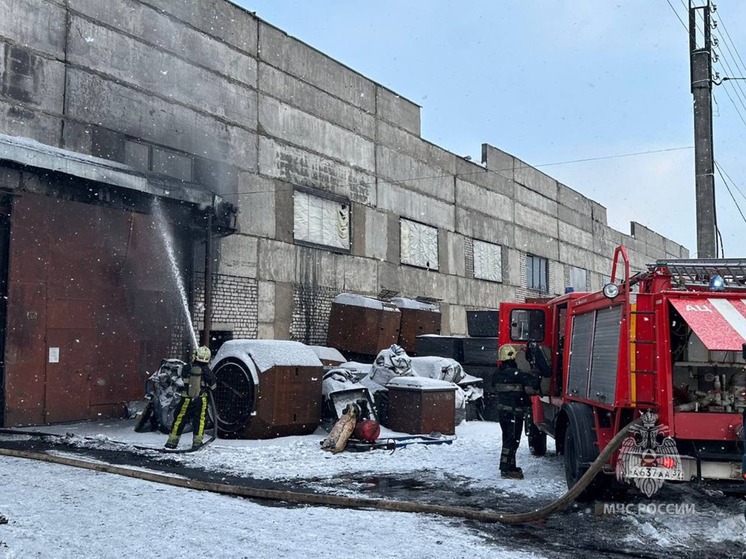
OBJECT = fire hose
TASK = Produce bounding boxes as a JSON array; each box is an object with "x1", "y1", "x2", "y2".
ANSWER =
[{"x1": 0, "y1": 418, "x2": 642, "y2": 525}]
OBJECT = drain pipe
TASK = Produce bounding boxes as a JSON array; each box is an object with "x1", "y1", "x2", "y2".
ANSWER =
[{"x1": 202, "y1": 205, "x2": 213, "y2": 348}]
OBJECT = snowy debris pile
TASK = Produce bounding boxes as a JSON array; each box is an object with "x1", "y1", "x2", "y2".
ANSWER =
[
  {"x1": 321, "y1": 367, "x2": 377, "y2": 422},
  {"x1": 333, "y1": 345, "x2": 485, "y2": 429},
  {"x1": 370, "y1": 344, "x2": 414, "y2": 385},
  {"x1": 141, "y1": 359, "x2": 189, "y2": 434}
]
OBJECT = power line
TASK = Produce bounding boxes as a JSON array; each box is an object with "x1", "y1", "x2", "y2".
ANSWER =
[
  {"x1": 714, "y1": 159, "x2": 746, "y2": 204},
  {"x1": 717, "y1": 16, "x2": 746, "y2": 79},
  {"x1": 714, "y1": 160, "x2": 746, "y2": 226},
  {"x1": 666, "y1": 0, "x2": 688, "y2": 32}
]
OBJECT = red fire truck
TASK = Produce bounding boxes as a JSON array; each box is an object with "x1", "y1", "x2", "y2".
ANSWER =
[{"x1": 497, "y1": 246, "x2": 746, "y2": 496}]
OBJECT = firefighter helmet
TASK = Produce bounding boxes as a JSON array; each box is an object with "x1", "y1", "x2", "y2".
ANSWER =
[
  {"x1": 195, "y1": 346, "x2": 211, "y2": 363},
  {"x1": 498, "y1": 344, "x2": 517, "y2": 362}
]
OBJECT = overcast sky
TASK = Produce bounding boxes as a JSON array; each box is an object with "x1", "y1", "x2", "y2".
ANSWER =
[{"x1": 235, "y1": 1, "x2": 746, "y2": 257}]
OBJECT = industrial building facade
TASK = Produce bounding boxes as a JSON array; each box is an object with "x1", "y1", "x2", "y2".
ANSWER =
[{"x1": 0, "y1": 0, "x2": 687, "y2": 425}]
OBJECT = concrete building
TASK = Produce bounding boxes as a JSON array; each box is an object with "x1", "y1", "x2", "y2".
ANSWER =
[{"x1": 0, "y1": 0, "x2": 686, "y2": 425}]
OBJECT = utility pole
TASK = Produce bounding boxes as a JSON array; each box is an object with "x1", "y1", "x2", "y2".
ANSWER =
[{"x1": 689, "y1": 1, "x2": 717, "y2": 258}]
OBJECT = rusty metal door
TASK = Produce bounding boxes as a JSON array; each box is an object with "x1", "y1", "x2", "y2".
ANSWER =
[{"x1": 45, "y1": 328, "x2": 92, "y2": 423}]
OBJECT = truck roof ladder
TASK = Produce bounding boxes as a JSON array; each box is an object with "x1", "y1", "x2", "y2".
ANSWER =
[{"x1": 652, "y1": 258, "x2": 746, "y2": 285}]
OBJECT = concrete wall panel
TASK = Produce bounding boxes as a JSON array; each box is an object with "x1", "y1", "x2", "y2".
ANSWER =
[
  {"x1": 514, "y1": 160, "x2": 557, "y2": 200},
  {"x1": 0, "y1": 0, "x2": 66, "y2": 58},
  {"x1": 363, "y1": 206, "x2": 388, "y2": 260},
  {"x1": 259, "y1": 63, "x2": 374, "y2": 139},
  {"x1": 377, "y1": 120, "x2": 455, "y2": 175},
  {"x1": 68, "y1": 17, "x2": 257, "y2": 127},
  {"x1": 376, "y1": 144, "x2": 454, "y2": 203},
  {"x1": 237, "y1": 173, "x2": 276, "y2": 238},
  {"x1": 0, "y1": 99, "x2": 61, "y2": 144},
  {"x1": 559, "y1": 221, "x2": 593, "y2": 250},
  {"x1": 456, "y1": 179, "x2": 513, "y2": 221},
  {"x1": 378, "y1": 181, "x2": 454, "y2": 230},
  {"x1": 145, "y1": 0, "x2": 258, "y2": 55},
  {"x1": 258, "y1": 239, "x2": 296, "y2": 283},
  {"x1": 446, "y1": 232, "x2": 466, "y2": 277},
  {"x1": 376, "y1": 85, "x2": 420, "y2": 135},
  {"x1": 558, "y1": 183, "x2": 592, "y2": 214},
  {"x1": 68, "y1": 0, "x2": 257, "y2": 86},
  {"x1": 259, "y1": 96, "x2": 375, "y2": 172},
  {"x1": 456, "y1": 207, "x2": 514, "y2": 246},
  {"x1": 515, "y1": 226, "x2": 559, "y2": 260},
  {"x1": 515, "y1": 184, "x2": 558, "y2": 216},
  {"x1": 343, "y1": 255, "x2": 378, "y2": 294},
  {"x1": 0, "y1": 43, "x2": 66, "y2": 114},
  {"x1": 218, "y1": 234, "x2": 258, "y2": 277},
  {"x1": 259, "y1": 23, "x2": 375, "y2": 112},
  {"x1": 516, "y1": 204, "x2": 558, "y2": 239},
  {"x1": 66, "y1": 69, "x2": 257, "y2": 170},
  {"x1": 481, "y1": 143, "x2": 514, "y2": 181},
  {"x1": 258, "y1": 136, "x2": 375, "y2": 206}
]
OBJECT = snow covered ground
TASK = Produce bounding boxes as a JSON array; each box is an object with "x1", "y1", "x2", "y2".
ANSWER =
[
  {"x1": 0, "y1": 455, "x2": 543, "y2": 559},
  {"x1": 1, "y1": 420, "x2": 745, "y2": 558}
]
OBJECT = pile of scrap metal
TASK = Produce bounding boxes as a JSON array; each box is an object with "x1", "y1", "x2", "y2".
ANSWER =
[
  {"x1": 320, "y1": 344, "x2": 483, "y2": 452},
  {"x1": 134, "y1": 359, "x2": 212, "y2": 434}
]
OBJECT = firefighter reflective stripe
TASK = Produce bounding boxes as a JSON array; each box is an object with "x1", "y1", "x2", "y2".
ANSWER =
[
  {"x1": 196, "y1": 395, "x2": 207, "y2": 438},
  {"x1": 493, "y1": 384, "x2": 524, "y2": 392},
  {"x1": 170, "y1": 397, "x2": 191, "y2": 438}
]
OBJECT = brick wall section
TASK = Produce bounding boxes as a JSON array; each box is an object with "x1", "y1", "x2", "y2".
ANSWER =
[
  {"x1": 193, "y1": 272, "x2": 259, "y2": 339},
  {"x1": 291, "y1": 283, "x2": 340, "y2": 345}
]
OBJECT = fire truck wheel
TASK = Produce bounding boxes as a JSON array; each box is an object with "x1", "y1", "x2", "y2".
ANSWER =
[
  {"x1": 528, "y1": 424, "x2": 547, "y2": 456},
  {"x1": 564, "y1": 427, "x2": 609, "y2": 501}
]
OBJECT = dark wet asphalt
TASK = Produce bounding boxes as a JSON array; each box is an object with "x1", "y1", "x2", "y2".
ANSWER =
[{"x1": 1, "y1": 435, "x2": 744, "y2": 559}]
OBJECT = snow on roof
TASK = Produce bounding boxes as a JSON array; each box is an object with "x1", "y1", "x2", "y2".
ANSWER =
[
  {"x1": 215, "y1": 340, "x2": 322, "y2": 372},
  {"x1": 334, "y1": 293, "x2": 400, "y2": 312},
  {"x1": 390, "y1": 297, "x2": 439, "y2": 311},
  {"x1": 309, "y1": 346, "x2": 346, "y2": 363},
  {"x1": 386, "y1": 376, "x2": 457, "y2": 391}
]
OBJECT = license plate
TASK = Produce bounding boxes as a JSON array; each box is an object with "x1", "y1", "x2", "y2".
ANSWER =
[{"x1": 627, "y1": 466, "x2": 684, "y2": 480}]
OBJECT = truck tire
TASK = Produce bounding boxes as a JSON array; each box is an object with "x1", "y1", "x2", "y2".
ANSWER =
[
  {"x1": 528, "y1": 424, "x2": 547, "y2": 457},
  {"x1": 562, "y1": 404, "x2": 610, "y2": 501}
]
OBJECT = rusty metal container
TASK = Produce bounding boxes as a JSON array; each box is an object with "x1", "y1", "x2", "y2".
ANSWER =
[
  {"x1": 327, "y1": 294, "x2": 400, "y2": 357},
  {"x1": 385, "y1": 377, "x2": 456, "y2": 435},
  {"x1": 211, "y1": 340, "x2": 323, "y2": 439},
  {"x1": 391, "y1": 298, "x2": 441, "y2": 354},
  {"x1": 309, "y1": 345, "x2": 346, "y2": 367}
]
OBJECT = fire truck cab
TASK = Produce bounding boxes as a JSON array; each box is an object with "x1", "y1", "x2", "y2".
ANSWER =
[{"x1": 498, "y1": 246, "x2": 746, "y2": 495}]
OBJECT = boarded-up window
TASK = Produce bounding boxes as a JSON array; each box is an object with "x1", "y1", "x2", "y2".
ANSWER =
[
  {"x1": 473, "y1": 240, "x2": 502, "y2": 282},
  {"x1": 400, "y1": 219, "x2": 438, "y2": 270},
  {"x1": 293, "y1": 191, "x2": 350, "y2": 250},
  {"x1": 569, "y1": 266, "x2": 588, "y2": 291}
]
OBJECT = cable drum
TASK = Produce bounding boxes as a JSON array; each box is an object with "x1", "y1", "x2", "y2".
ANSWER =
[{"x1": 212, "y1": 359, "x2": 256, "y2": 435}]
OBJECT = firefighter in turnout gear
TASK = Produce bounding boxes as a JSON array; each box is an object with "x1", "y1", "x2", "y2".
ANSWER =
[
  {"x1": 165, "y1": 346, "x2": 216, "y2": 450},
  {"x1": 494, "y1": 344, "x2": 547, "y2": 479}
]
